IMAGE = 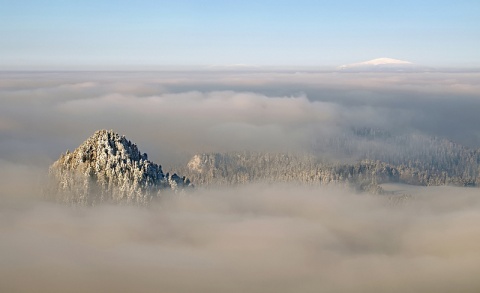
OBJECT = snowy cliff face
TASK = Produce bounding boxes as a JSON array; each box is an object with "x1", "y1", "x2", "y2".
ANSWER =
[{"x1": 48, "y1": 130, "x2": 191, "y2": 205}]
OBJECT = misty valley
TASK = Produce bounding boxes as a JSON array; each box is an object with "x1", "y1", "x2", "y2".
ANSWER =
[{"x1": 1, "y1": 70, "x2": 480, "y2": 292}]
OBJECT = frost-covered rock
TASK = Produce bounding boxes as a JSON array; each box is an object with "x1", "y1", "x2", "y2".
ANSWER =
[{"x1": 48, "y1": 130, "x2": 192, "y2": 205}]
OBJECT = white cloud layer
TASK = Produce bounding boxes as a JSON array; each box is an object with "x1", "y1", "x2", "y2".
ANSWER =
[
  {"x1": 1, "y1": 71, "x2": 480, "y2": 291},
  {"x1": 1, "y1": 71, "x2": 479, "y2": 167},
  {"x1": 1, "y1": 184, "x2": 480, "y2": 293}
]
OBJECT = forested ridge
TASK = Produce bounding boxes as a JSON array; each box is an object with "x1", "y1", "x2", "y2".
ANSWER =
[{"x1": 178, "y1": 129, "x2": 480, "y2": 193}]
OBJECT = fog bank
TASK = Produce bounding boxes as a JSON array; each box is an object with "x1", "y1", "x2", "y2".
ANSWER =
[
  {"x1": 1, "y1": 71, "x2": 479, "y2": 167},
  {"x1": 1, "y1": 71, "x2": 480, "y2": 292},
  {"x1": 1, "y1": 184, "x2": 480, "y2": 292}
]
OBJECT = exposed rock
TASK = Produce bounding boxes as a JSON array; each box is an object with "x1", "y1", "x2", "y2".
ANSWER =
[{"x1": 48, "y1": 130, "x2": 192, "y2": 205}]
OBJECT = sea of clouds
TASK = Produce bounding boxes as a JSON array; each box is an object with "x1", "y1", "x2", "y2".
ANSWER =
[
  {"x1": 1, "y1": 70, "x2": 479, "y2": 167},
  {"x1": 2, "y1": 184, "x2": 480, "y2": 293},
  {"x1": 1, "y1": 70, "x2": 480, "y2": 292}
]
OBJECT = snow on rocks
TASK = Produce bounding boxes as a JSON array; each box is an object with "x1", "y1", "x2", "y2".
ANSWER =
[{"x1": 48, "y1": 130, "x2": 192, "y2": 205}]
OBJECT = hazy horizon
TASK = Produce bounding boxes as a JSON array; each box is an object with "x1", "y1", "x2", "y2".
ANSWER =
[{"x1": 2, "y1": 59, "x2": 480, "y2": 72}]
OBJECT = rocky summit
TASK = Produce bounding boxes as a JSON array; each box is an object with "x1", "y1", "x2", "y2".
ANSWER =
[{"x1": 48, "y1": 130, "x2": 191, "y2": 205}]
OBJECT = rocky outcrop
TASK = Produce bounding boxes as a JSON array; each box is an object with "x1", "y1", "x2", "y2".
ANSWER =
[{"x1": 48, "y1": 130, "x2": 191, "y2": 205}]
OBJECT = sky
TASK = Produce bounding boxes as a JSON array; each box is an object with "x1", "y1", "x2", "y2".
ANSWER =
[{"x1": 1, "y1": 0, "x2": 479, "y2": 69}]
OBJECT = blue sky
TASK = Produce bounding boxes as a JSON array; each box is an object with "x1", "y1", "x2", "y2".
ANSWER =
[{"x1": 1, "y1": 0, "x2": 479, "y2": 69}]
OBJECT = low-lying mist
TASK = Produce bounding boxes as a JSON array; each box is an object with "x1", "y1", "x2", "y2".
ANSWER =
[
  {"x1": 1, "y1": 70, "x2": 480, "y2": 292},
  {"x1": 1, "y1": 184, "x2": 480, "y2": 293}
]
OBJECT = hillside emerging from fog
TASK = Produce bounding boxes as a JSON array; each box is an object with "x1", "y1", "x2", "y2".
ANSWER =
[
  {"x1": 48, "y1": 128, "x2": 480, "y2": 204},
  {"x1": 3, "y1": 70, "x2": 479, "y2": 204},
  {"x1": 48, "y1": 130, "x2": 192, "y2": 205},
  {"x1": 313, "y1": 127, "x2": 480, "y2": 181},
  {"x1": 177, "y1": 128, "x2": 480, "y2": 192}
]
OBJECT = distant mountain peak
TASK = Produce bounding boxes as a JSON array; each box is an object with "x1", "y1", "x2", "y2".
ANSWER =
[
  {"x1": 358, "y1": 58, "x2": 412, "y2": 65},
  {"x1": 48, "y1": 129, "x2": 192, "y2": 205},
  {"x1": 339, "y1": 58, "x2": 419, "y2": 72}
]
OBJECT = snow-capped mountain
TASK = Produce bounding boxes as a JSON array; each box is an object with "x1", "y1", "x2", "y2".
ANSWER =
[
  {"x1": 348, "y1": 58, "x2": 412, "y2": 66},
  {"x1": 48, "y1": 130, "x2": 192, "y2": 205},
  {"x1": 339, "y1": 58, "x2": 428, "y2": 72}
]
